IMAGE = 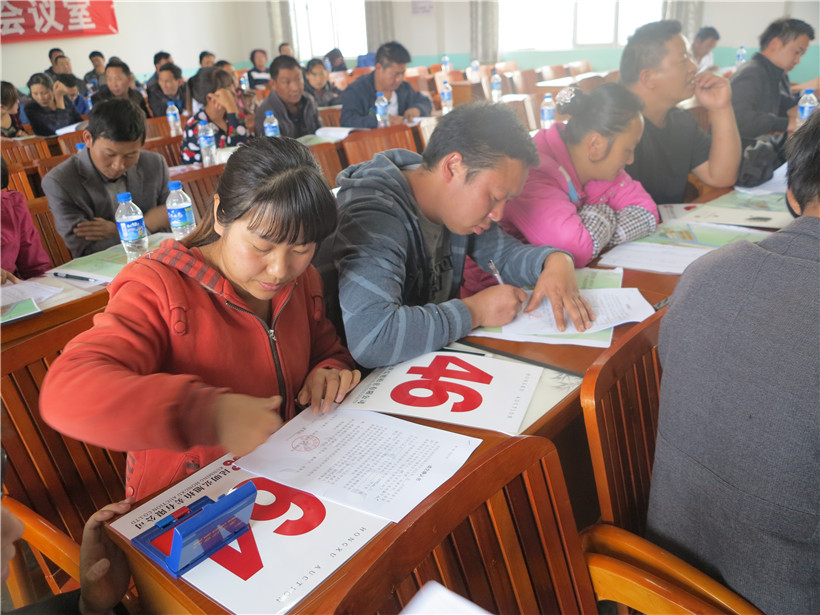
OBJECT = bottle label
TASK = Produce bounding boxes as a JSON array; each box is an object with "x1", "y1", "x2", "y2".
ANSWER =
[
  {"x1": 168, "y1": 205, "x2": 195, "y2": 229},
  {"x1": 117, "y1": 217, "x2": 146, "y2": 242},
  {"x1": 797, "y1": 104, "x2": 816, "y2": 121},
  {"x1": 199, "y1": 132, "x2": 215, "y2": 149},
  {"x1": 542, "y1": 108, "x2": 555, "y2": 121},
  {"x1": 167, "y1": 111, "x2": 179, "y2": 122},
  {"x1": 441, "y1": 90, "x2": 452, "y2": 103},
  {"x1": 264, "y1": 123, "x2": 280, "y2": 137}
]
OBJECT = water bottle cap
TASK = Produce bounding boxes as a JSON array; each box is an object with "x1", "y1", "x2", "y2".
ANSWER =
[
  {"x1": 167, "y1": 101, "x2": 174, "y2": 106},
  {"x1": 376, "y1": 92, "x2": 383, "y2": 97},
  {"x1": 443, "y1": 81, "x2": 449, "y2": 85},
  {"x1": 75, "y1": 143, "x2": 85, "y2": 150},
  {"x1": 199, "y1": 120, "x2": 208, "y2": 126},
  {"x1": 117, "y1": 192, "x2": 132, "y2": 203},
  {"x1": 168, "y1": 181, "x2": 182, "y2": 191},
  {"x1": 805, "y1": 89, "x2": 814, "y2": 95},
  {"x1": 545, "y1": 93, "x2": 552, "y2": 100},
  {"x1": 265, "y1": 110, "x2": 273, "y2": 116}
]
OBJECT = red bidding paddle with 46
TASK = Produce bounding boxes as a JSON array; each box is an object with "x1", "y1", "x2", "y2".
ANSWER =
[{"x1": 389, "y1": 355, "x2": 493, "y2": 412}]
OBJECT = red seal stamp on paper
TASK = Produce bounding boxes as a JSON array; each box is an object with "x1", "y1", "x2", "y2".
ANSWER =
[{"x1": 291, "y1": 434, "x2": 320, "y2": 452}]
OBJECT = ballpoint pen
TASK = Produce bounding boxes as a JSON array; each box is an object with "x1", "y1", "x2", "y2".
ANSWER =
[
  {"x1": 487, "y1": 260, "x2": 504, "y2": 285},
  {"x1": 52, "y1": 271, "x2": 100, "y2": 283}
]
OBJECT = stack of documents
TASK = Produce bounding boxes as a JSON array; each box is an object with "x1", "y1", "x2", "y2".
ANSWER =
[{"x1": 0, "y1": 280, "x2": 62, "y2": 323}]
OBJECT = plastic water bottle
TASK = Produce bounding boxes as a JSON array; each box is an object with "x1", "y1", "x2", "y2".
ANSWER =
[
  {"x1": 323, "y1": 57, "x2": 332, "y2": 73},
  {"x1": 166, "y1": 101, "x2": 181, "y2": 137},
  {"x1": 166, "y1": 181, "x2": 196, "y2": 240},
  {"x1": 375, "y1": 91, "x2": 389, "y2": 127},
  {"x1": 736, "y1": 45, "x2": 747, "y2": 67},
  {"x1": 490, "y1": 69, "x2": 502, "y2": 103},
  {"x1": 115, "y1": 192, "x2": 148, "y2": 262},
  {"x1": 239, "y1": 72, "x2": 249, "y2": 91},
  {"x1": 470, "y1": 58, "x2": 481, "y2": 83},
  {"x1": 75, "y1": 142, "x2": 85, "y2": 152},
  {"x1": 198, "y1": 120, "x2": 217, "y2": 167},
  {"x1": 796, "y1": 89, "x2": 818, "y2": 128},
  {"x1": 440, "y1": 81, "x2": 453, "y2": 115},
  {"x1": 441, "y1": 55, "x2": 451, "y2": 75},
  {"x1": 541, "y1": 93, "x2": 556, "y2": 130},
  {"x1": 263, "y1": 110, "x2": 280, "y2": 137}
]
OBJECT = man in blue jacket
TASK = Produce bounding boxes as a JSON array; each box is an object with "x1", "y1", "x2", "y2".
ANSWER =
[{"x1": 340, "y1": 41, "x2": 432, "y2": 128}]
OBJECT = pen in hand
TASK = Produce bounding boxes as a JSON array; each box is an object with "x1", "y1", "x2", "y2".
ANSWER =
[{"x1": 488, "y1": 260, "x2": 504, "y2": 286}]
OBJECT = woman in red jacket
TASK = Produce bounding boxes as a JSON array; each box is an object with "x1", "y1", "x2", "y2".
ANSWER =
[{"x1": 41, "y1": 137, "x2": 360, "y2": 500}]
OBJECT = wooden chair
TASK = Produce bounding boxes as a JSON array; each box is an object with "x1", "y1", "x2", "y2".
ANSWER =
[
  {"x1": 34, "y1": 154, "x2": 70, "y2": 180},
  {"x1": 501, "y1": 94, "x2": 538, "y2": 131},
  {"x1": 57, "y1": 131, "x2": 85, "y2": 156},
  {"x1": 142, "y1": 134, "x2": 183, "y2": 167},
  {"x1": 341, "y1": 124, "x2": 417, "y2": 166},
  {"x1": 308, "y1": 142, "x2": 344, "y2": 188},
  {"x1": 4, "y1": 162, "x2": 35, "y2": 200},
  {"x1": 495, "y1": 60, "x2": 519, "y2": 73},
  {"x1": 26, "y1": 197, "x2": 72, "y2": 267},
  {"x1": 146, "y1": 115, "x2": 172, "y2": 139},
  {"x1": 540, "y1": 64, "x2": 568, "y2": 80},
  {"x1": 1, "y1": 309, "x2": 126, "y2": 551},
  {"x1": 580, "y1": 307, "x2": 665, "y2": 535},
  {"x1": 1, "y1": 136, "x2": 51, "y2": 166},
  {"x1": 351, "y1": 66, "x2": 374, "y2": 78},
  {"x1": 171, "y1": 163, "x2": 226, "y2": 220},
  {"x1": 318, "y1": 105, "x2": 342, "y2": 128},
  {"x1": 566, "y1": 60, "x2": 592, "y2": 76}
]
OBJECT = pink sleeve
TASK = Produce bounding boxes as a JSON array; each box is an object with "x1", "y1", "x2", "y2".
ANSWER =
[
  {"x1": 588, "y1": 171, "x2": 659, "y2": 221},
  {"x1": 6, "y1": 191, "x2": 52, "y2": 278}
]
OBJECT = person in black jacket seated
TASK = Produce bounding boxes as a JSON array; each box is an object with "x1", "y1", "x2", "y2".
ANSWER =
[
  {"x1": 23, "y1": 73, "x2": 82, "y2": 136},
  {"x1": 304, "y1": 59, "x2": 342, "y2": 107},
  {"x1": 340, "y1": 41, "x2": 432, "y2": 128},
  {"x1": 91, "y1": 59, "x2": 150, "y2": 117}
]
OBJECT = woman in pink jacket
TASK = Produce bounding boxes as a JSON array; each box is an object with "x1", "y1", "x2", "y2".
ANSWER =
[{"x1": 463, "y1": 84, "x2": 658, "y2": 295}]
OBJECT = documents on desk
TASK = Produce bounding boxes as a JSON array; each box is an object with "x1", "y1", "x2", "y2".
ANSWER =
[
  {"x1": 676, "y1": 204, "x2": 792, "y2": 229},
  {"x1": 338, "y1": 351, "x2": 542, "y2": 434},
  {"x1": 0, "y1": 280, "x2": 63, "y2": 323},
  {"x1": 735, "y1": 162, "x2": 787, "y2": 195}
]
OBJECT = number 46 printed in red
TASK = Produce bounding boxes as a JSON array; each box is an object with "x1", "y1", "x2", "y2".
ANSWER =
[{"x1": 390, "y1": 355, "x2": 492, "y2": 413}]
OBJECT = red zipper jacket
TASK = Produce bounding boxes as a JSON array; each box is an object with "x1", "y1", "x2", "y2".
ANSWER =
[{"x1": 41, "y1": 239, "x2": 354, "y2": 500}]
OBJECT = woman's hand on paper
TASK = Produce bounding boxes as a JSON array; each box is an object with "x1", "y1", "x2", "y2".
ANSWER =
[
  {"x1": 1, "y1": 269, "x2": 20, "y2": 285},
  {"x1": 527, "y1": 252, "x2": 594, "y2": 332},
  {"x1": 298, "y1": 368, "x2": 362, "y2": 415},
  {"x1": 215, "y1": 393, "x2": 283, "y2": 455}
]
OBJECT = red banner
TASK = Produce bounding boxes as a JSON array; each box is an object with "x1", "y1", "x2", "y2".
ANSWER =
[{"x1": 1, "y1": 1, "x2": 118, "y2": 42}]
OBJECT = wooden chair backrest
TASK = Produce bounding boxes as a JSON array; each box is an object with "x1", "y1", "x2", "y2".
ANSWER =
[
  {"x1": 146, "y1": 115, "x2": 172, "y2": 139},
  {"x1": 566, "y1": 60, "x2": 592, "y2": 76},
  {"x1": 342, "y1": 124, "x2": 417, "y2": 166},
  {"x1": 34, "y1": 154, "x2": 70, "y2": 180},
  {"x1": 512, "y1": 68, "x2": 540, "y2": 96},
  {"x1": 142, "y1": 134, "x2": 183, "y2": 167},
  {"x1": 318, "y1": 105, "x2": 341, "y2": 128},
  {"x1": 305, "y1": 436, "x2": 599, "y2": 614},
  {"x1": 1, "y1": 309, "x2": 126, "y2": 547},
  {"x1": 1, "y1": 136, "x2": 51, "y2": 166},
  {"x1": 173, "y1": 163, "x2": 226, "y2": 221},
  {"x1": 351, "y1": 66, "x2": 374, "y2": 78},
  {"x1": 308, "y1": 142, "x2": 344, "y2": 188},
  {"x1": 495, "y1": 60, "x2": 519, "y2": 73},
  {"x1": 255, "y1": 87, "x2": 271, "y2": 102},
  {"x1": 580, "y1": 308, "x2": 665, "y2": 534},
  {"x1": 4, "y1": 163, "x2": 35, "y2": 200},
  {"x1": 501, "y1": 94, "x2": 538, "y2": 131},
  {"x1": 57, "y1": 131, "x2": 85, "y2": 156},
  {"x1": 432, "y1": 70, "x2": 466, "y2": 95},
  {"x1": 540, "y1": 64, "x2": 568, "y2": 80},
  {"x1": 26, "y1": 196, "x2": 72, "y2": 267}
]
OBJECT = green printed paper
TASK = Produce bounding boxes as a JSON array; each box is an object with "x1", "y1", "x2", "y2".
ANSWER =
[
  {"x1": 1, "y1": 298, "x2": 40, "y2": 324},
  {"x1": 637, "y1": 222, "x2": 768, "y2": 249},
  {"x1": 705, "y1": 191, "x2": 786, "y2": 212}
]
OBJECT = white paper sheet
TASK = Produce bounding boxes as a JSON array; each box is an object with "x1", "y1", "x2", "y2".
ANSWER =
[
  {"x1": 502, "y1": 288, "x2": 654, "y2": 336},
  {"x1": 735, "y1": 163, "x2": 788, "y2": 195},
  {"x1": 0, "y1": 279, "x2": 62, "y2": 307},
  {"x1": 676, "y1": 204, "x2": 792, "y2": 229},
  {"x1": 598, "y1": 242, "x2": 707, "y2": 274},
  {"x1": 338, "y1": 351, "x2": 542, "y2": 435},
  {"x1": 239, "y1": 409, "x2": 481, "y2": 523},
  {"x1": 401, "y1": 581, "x2": 491, "y2": 614}
]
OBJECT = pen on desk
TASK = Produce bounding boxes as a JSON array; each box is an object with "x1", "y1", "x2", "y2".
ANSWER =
[
  {"x1": 653, "y1": 296, "x2": 671, "y2": 311},
  {"x1": 52, "y1": 272, "x2": 98, "y2": 283},
  {"x1": 487, "y1": 259, "x2": 504, "y2": 285}
]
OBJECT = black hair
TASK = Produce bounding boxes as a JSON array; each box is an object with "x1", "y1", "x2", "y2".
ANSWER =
[
  {"x1": 278, "y1": 42, "x2": 292, "y2": 53},
  {"x1": 759, "y1": 18, "x2": 815, "y2": 50},
  {"x1": 54, "y1": 55, "x2": 69, "y2": 65},
  {"x1": 199, "y1": 50, "x2": 215, "y2": 64},
  {"x1": 1, "y1": 81, "x2": 18, "y2": 107},
  {"x1": 54, "y1": 73, "x2": 79, "y2": 89},
  {"x1": 422, "y1": 101, "x2": 538, "y2": 179},
  {"x1": 375, "y1": 41, "x2": 411, "y2": 67},
  {"x1": 695, "y1": 26, "x2": 720, "y2": 41},
  {"x1": 620, "y1": 20, "x2": 682, "y2": 86},
  {"x1": 153, "y1": 51, "x2": 171, "y2": 67},
  {"x1": 1, "y1": 158, "x2": 8, "y2": 190},
  {"x1": 270, "y1": 55, "x2": 301, "y2": 80},
  {"x1": 89, "y1": 50, "x2": 104, "y2": 60},
  {"x1": 87, "y1": 98, "x2": 146, "y2": 144},
  {"x1": 250, "y1": 48, "x2": 267, "y2": 65},
  {"x1": 189, "y1": 67, "x2": 234, "y2": 105},
  {"x1": 306, "y1": 58, "x2": 325, "y2": 73},
  {"x1": 785, "y1": 111, "x2": 820, "y2": 211},
  {"x1": 48, "y1": 48, "x2": 63, "y2": 61},
  {"x1": 185, "y1": 137, "x2": 337, "y2": 248},
  {"x1": 106, "y1": 59, "x2": 131, "y2": 77},
  {"x1": 558, "y1": 84, "x2": 644, "y2": 156},
  {"x1": 214, "y1": 60, "x2": 233, "y2": 70},
  {"x1": 158, "y1": 62, "x2": 183, "y2": 80},
  {"x1": 27, "y1": 73, "x2": 53, "y2": 90}
]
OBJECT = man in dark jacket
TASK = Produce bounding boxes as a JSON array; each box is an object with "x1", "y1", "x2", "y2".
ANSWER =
[
  {"x1": 340, "y1": 41, "x2": 432, "y2": 128},
  {"x1": 254, "y1": 55, "x2": 320, "y2": 138}
]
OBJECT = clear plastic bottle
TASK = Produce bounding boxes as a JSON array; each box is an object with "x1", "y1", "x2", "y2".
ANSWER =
[
  {"x1": 198, "y1": 120, "x2": 217, "y2": 167},
  {"x1": 323, "y1": 57, "x2": 333, "y2": 73},
  {"x1": 490, "y1": 69, "x2": 502, "y2": 103},
  {"x1": 239, "y1": 72, "x2": 250, "y2": 91},
  {"x1": 115, "y1": 192, "x2": 148, "y2": 262},
  {"x1": 796, "y1": 89, "x2": 818, "y2": 129},
  {"x1": 736, "y1": 45, "x2": 747, "y2": 67},
  {"x1": 441, "y1": 55, "x2": 452, "y2": 75},
  {"x1": 540, "y1": 93, "x2": 556, "y2": 130},
  {"x1": 470, "y1": 58, "x2": 481, "y2": 83},
  {"x1": 166, "y1": 181, "x2": 197, "y2": 240},
  {"x1": 375, "y1": 91, "x2": 389, "y2": 127},
  {"x1": 263, "y1": 110, "x2": 280, "y2": 137},
  {"x1": 166, "y1": 101, "x2": 181, "y2": 137},
  {"x1": 440, "y1": 81, "x2": 453, "y2": 115}
]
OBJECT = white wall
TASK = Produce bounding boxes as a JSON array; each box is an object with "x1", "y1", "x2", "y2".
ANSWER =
[
  {"x1": 1, "y1": 0, "x2": 278, "y2": 88},
  {"x1": 391, "y1": 1, "x2": 471, "y2": 56},
  {"x1": 701, "y1": 1, "x2": 819, "y2": 46}
]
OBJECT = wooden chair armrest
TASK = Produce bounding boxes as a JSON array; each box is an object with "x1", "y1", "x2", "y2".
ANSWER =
[{"x1": 581, "y1": 524, "x2": 762, "y2": 614}]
